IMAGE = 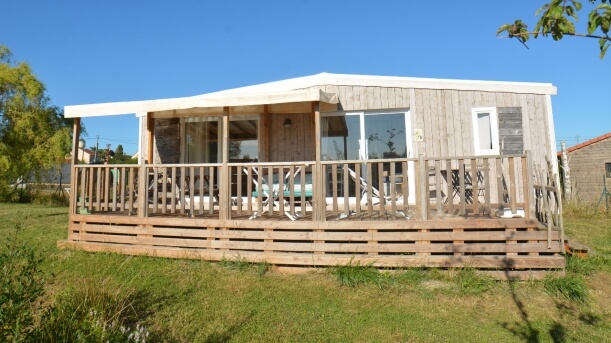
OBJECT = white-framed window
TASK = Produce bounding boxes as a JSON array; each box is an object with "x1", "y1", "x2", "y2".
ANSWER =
[{"x1": 471, "y1": 107, "x2": 499, "y2": 155}]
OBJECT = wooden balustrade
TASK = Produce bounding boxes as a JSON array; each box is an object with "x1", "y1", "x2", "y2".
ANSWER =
[{"x1": 71, "y1": 153, "x2": 561, "y2": 229}]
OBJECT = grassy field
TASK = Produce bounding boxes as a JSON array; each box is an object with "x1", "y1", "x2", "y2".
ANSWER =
[{"x1": 1, "y1": 203, "x2": 609, "y2": 342}]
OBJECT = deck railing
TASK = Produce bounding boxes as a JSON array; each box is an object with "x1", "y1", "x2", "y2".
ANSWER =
[{"x1": 71, "y1": 153, "x2": 560, "y2": 227}]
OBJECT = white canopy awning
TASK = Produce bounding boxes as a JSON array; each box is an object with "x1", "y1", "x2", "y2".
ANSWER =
[{"x1": 64, "y1": 88, "x2": 339, "y2": 118}]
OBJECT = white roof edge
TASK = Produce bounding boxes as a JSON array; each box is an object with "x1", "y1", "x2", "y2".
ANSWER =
[
  {"x1": 64, "y1": 88, "x2": 337, "y2": 118},
  {"x1": 64, "y1": 72, "x2": 556, "y2": 118},
  {"x1": 203, "y1": 72, "x2": 557, "y2": 96}
]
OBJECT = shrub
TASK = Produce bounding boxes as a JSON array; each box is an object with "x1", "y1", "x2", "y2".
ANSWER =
[
  {"x1": 0, "y1": 228, "x2": 47, "y2": 342},
  {"x1": 37, "y1": 279, "x2": 150, "y2": 342}
]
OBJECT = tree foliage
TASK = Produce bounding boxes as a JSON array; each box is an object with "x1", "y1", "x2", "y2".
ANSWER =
[
  {"x1": 497, "y1": 0, "x2": 611, "y2": 58},
  {"x1": 0, "y1": 46, "x2": 74, "y2": 198}
]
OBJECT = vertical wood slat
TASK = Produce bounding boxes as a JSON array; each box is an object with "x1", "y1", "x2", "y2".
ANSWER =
[
  {"x1": 417, "y1": 156, "x2": 427, "y2": 220},
  {"x1": 332, "y1": 164, "x2": 338, "y2": 213},
  {"x1": 87, "y1": 168, "x2": 94, "y2": 211},
  {"x1": 521, "y1": 156, "x2": 529, "y2": 219},
  {"x1": 267, "y1": 166, "x2": 273, "y2": 216},
  {"x1": 245, "y1": 166, "x2": 252, "y2": 215},
  {"x1": 128, "y1": 167, "x2": 135, "y2": 213},
  {"x1": 179, "y1": 166, "x2": 186, "y2": 215},
  {"x1": 198, "y1": 166, "x2": 204, "y2": 215},
  {"x1": 435, "y1": 160, "x2": 442, "y2": 213},
  {"x1": 257, "y1": 167, "x2": 263, "y2": 216},
  {"x1": 459, "y1": 160, "x2": 466, "y2": 216},
  {"x1": 299, "y1": 165, "x2": 306, "y2": 217},
  {"x1": 161, "y1": 167, "x2": 167, "y2": 214},
  {"x1": 355, "y1": 164, "x2": 361, "y2": 216},
  {"x1": 153, "y1": 167, "x2": 159, "y2": 214},
  {"x1": 289, "y1": 165, "x2": 295, "y2": 215},
  {"x1": 189, "y1": 166, "x2": 195, "y2": 216},
  {"x1": 483, "y1": 158, "x2": 491, "y2": 215},
  {"x1": 402, "y1": 161, "x2": 408, "y2": 213},
  {"x1": 471, "y1": 159, "x2": 479, "y2": 214},
  {"x1": 343, "y1": 163, "x2": 349, "y2": 216},
  {"x1": 367, "y1": 162, "x2": 373, "y2": 216},
  {"x1": 279, "y1": 166, "x2": 285, "y2": 215},
  {"x1": 321, "y1": 165, "x2": 327, "y2": 221},
  {"x1": 208, "y1": 166, "x2": 214, "y2": 215},
  {"x1": 120, "y1": 167, "x2": 126, "y2": 211},
  {"x1": 171, "y1": 167, "x2": 177, "y2": 214},
  {"x1": 378, "y1": 162, "x2": 385, "y2": 215},
  {"x1": 112, "y1": 168, "x2": 117, "y2": 212},
  {"x1": 509, "y1": 158, "x2": 517, "y2": 213},
  {"x1": 104, "y1": 167, "x2": 110, "y2": 211},
  {"x1": 496, "y1": 158, "x2": 504, "y2": 205},
  {"x1": 95, "y1": 169, "x2": 101, "y2": 210},
  {"x1": 237, "y1": 165, "x2": 242, "y2": 216},
  {"x1": 390, "y1": 162, "x2": 396, "y2": 215},
  {"x1": 446, "y1": 160, "x2": 453, "y2": 214},
  {"x1": 79, "y1": 167, "x2": 86, "y2": 213},
  {"x1": 525, "y1": 151, "x2": 536, "y2": 220}
]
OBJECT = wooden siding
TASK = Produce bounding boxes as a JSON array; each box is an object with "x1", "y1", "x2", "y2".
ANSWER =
[
  {"x1": 269, "y1": 113, "x2": 315, "y2": 162},
  {"x1": 567, "y1": 137, "x2": 611, "y2": 203}
]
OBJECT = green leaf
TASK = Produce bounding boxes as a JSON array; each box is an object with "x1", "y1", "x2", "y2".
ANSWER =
[{"x1": 600, "y1": 41, "x2": 609, "y2": 58}]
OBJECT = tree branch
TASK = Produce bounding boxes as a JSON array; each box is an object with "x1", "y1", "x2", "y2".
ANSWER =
[{"x1": 498, "y1": 31, "x2": 611, "y2": 41}]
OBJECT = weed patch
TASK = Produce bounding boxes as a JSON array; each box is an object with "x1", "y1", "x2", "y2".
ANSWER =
[{"x1": 543, "y1": 275, "x2": 588, "y2": 303}]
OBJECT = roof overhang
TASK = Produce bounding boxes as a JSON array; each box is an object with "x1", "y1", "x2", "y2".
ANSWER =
[
  {"x1": 64, "y1": 72, "x2": 557, "y2": 118},
  {"x1": 64, "y1": 88, "x2": 339, "y2": 118}
]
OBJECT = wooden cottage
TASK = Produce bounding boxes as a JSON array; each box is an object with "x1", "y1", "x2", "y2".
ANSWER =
[
  {"x1": 561, "y1": 133, "x2": 611, "y2": 204},
  {"x1": 59, "y1": 73, "x2": 565, "y2": 279}
]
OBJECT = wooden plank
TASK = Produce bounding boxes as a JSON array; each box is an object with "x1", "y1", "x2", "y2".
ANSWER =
[
  {"x1": 332, "y1": 163, "x2": 338, "y2": 213},
  {"x1": 446, "y1": 160, "x2": 453, "y2": 213},
  {"x1": 471, "y1": 158, "x2": 479, "y2": 214},
  {"x1": 128, "y1": 166, "x2": 135, "y2": 213},
  {"x1": 208, "y1": 166, "x2": 215, "y2": 215},
  {"x1": 161, "y1": 167, "x2": 168, "y2": 214},
  {"x1": 343, "y1": 163, "x2": 350, "y2": 217},
  {"x1": 378, "y1": 162, "x2": 385, "y2": 215},
  {"x1": 120, "y1": 167, "x2": 126, "y2": 211},
  {"x1": 104, "y1": 167, "x2": 110, "y2": 211},
  {"x1": 367, "y1": 162, "x2": 373, "y2": 216},
  {"x1": 459, "y1": 159, "x2": 466, "y2": 215},
  {"x1": 246, "y1": 166, "x2": 253, "y2": 214},
  {"x1": 198, "y1": 166, "x2": 204, "y2": 215},
  {"x1": 189, "y1": 166, "x2": 195, "y2": 216},
  {"x1": 69, "y1": 118, "x2": 81, "y2": 215},
  {"x1": 483, "y1": 158, "x2": 491, "y2": 215},
  {"x1": 58, "y1": 240, "x2": 566, "y2": 269},
  {"x1": 435, "y1": 160, "x2": 442, "y2": 213},
  {"x1": 509, "y1": 157, "x2": 517, "y2": 213},
  {"x1": 171, "y1": 166, "x2": 177, "y2": 213},
  {"x1": 390, "y1": 162, "x2": 397, "y2": 215},
  {"x1": 355, "y1": 163, "x2": 361, "y2": 215},
  {"x1": 221, "y1": 107, "x2": 229, "y2": 219},
  {"x1": 95, "y1": 168, "x2": 101, "y2": 210}
]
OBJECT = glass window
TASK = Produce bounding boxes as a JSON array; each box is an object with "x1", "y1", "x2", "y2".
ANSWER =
[
  {"x1": 321, "y1": 115, "x2": 360, "y2": 161},
  {"x1": 365, "y1": 113, "x2": 407, "y2": 159},
  {"x1": 229, "y1": 119, "x2": 258, "y2": 162},
  {"x1": 606, "y1": 163, "x2": 611, "y2": 178},
  {"x1": 472, "y1": 107, "x2": 499, "y2": 155},
  {"x1": 185, "y1": 120, "x2": 219, "y2": 163}
]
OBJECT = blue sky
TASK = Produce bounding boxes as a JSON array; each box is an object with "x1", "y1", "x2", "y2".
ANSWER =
[{"x1": 2, "y1": 0, "x2": 609, "y2": 155}]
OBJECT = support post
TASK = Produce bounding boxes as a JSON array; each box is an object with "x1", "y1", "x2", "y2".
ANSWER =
[
  {"x1": 137, "y1": 113, "x2": 151, "y2": 218},
  {"x1": 418, "y1": 154, "x2": 427, "y2": 220},
  {"x1": 69, "y1": 118, "x2": 81, "y2": 216},
  {"x1": 220, "y1": 107, "x2": 230, "y2": 220},
  {"x1": 525, "y1": 150, "x2": 536, "y2": 220},
  {"x1": 313, "y1": 101, "x2": 323, "y2": 222}
]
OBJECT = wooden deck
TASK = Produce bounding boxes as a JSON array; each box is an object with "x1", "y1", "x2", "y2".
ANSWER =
[{"x1": 62, "y1": 154, "x2": 565, "y2": 279}]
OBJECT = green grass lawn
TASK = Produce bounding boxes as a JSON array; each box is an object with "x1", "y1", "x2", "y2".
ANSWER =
[{"x1": 1, "y1": 203, "x2": 609, "y2": 342}]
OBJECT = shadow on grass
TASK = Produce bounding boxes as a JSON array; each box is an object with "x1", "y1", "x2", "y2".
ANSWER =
[
  {"x1": 204, "y1": 311, "x2": 255, "y2": 343},
  {"x1": 499, "y1": 268, "x2": 542, "y2": 343}
]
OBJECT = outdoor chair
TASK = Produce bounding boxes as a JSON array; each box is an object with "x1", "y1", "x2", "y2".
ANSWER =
[
  {"x1": 245, "y1": 166, "x2": 302, "y2": 221},
  {"x1": 345, "y1": 167, "x2": 408, "y2": 219}
]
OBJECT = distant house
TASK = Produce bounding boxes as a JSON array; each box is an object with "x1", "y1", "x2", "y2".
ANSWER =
[
  {"x1": 78, "y1": 148, "x2": 96, "y2": 164},
  {"x1": 561, "y1": 133, "x2": 611, "y2": 203}
]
